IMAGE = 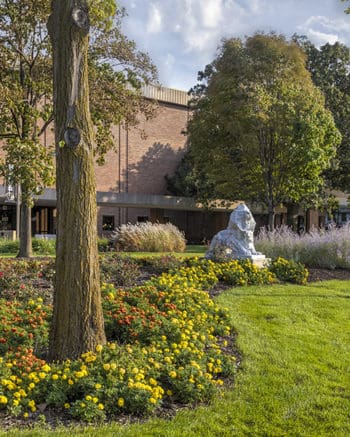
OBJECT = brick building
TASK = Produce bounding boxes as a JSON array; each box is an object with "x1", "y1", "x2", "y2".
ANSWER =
[{"x1": 0, "y1": 85, "x2": 233, "y2": 243}]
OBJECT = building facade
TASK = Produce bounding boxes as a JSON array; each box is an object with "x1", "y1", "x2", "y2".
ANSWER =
[
  {"x1": 0, "y1": 86, "x2": 235, "y2": 243},
  {"x1": 0, "y1": 85, "x2": 338, "y2": 242}
]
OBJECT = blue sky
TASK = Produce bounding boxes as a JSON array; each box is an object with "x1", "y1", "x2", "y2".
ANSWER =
[{"x1": 118, "y1": 0, "x2": 350, "y2": 91}]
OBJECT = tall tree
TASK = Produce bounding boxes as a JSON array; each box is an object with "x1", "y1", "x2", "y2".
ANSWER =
[
  {"x1": 294, "y1": 36, "x2": 350, "y2": 191},
  {"x1": 48, "y1": 0, "x2": 106, "y2": 360},
  {"x1": 0, "y1": 0, "x2": 157, "y2": 257},
  {"x1": 0, "y1": 0, "x2": 54, "y2": 257},
  {"x1": 188, "y1": 34, "x2": 341, "y2": 230}
]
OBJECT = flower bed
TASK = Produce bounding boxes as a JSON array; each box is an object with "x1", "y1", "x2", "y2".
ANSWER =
[{"x1": 0, "y1": 256, "x2": 307, "y2": 423}]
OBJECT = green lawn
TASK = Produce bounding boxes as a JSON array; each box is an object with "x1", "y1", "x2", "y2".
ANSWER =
[
  {"x1": 0, "y1": 245, "x2": 208, "y2": 259},
  {"x1": 3, "y1": 280, "x2": 350, "y2": 436},
  {"x1": 111, "y1": 245, "x2": 207, "y2": 259}
]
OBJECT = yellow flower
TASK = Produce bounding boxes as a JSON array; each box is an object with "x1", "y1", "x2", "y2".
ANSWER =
[
  {"x1": 0, "y1": 395, "x2": 8, "y2": 404},
  {"x1": 98, "y1": 403, "x2": 104, "y2": 410},
  {"x1": 85, "y1": 395, "x2": 92, "y2": 401},
  {"x1": 103, "y1": 363, "x2": 110, "y2": 371},
  {"x1": 92, "y1": 397, "x2": 98, "y2": 404},
  {"x1": 169, "y1": 371, "x2": 177, "y2": 379},
  {"x1": 41, "y1": 364, "x2": 51, "y2": 373},
  {"x1": 12, "y1": 399, "x2": 19, "y2": 406},
  {"x1": 23, "y1": 412, "x2": 29, "y2": 418},
  {"x1": 110, "y1": 363, "x2": 117, "y2": 371},
  {"x1": 64, "y1": 403, "x2": 70, "y2": 409},
  {"x1": 95, "y1": 344, "x2": 103, "y2": 352},
  {"x1": 52, "y1": 374, "x2": 59, "y2": 380},
  {"x1": 68, "y1": 379, "x2": 74, "y2": 385},
  {"x1": 166, "y1": 390, "x2": 173, "y2": 396},
  {"x1": 149, "y1": 378, "x2": 157, "y2": 386},
  {"x1": 149, "y1": 397, "x2": 157, "y2": 404},
  {"x1": 95, "y1": 383, "x2": 102, "y2": 390},
  {"x1": 117, "y1": 398, "x2": 124, "y2": 407}
]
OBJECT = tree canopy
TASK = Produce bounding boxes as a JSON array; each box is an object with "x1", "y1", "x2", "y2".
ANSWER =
[
  {"x1": 0, "y1": 0, "x2": 157, "y2": 255},
  {"x1": 294, "y1": 36, "x2": 350, "y2": 191},
  {"x1": 187, "y1": 33, "x2": 341, "y2": 229}
]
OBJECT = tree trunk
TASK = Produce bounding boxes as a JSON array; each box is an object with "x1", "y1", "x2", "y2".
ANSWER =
[
  {"x1": 48, "y1": 0, "x2": 106, "y2": 361},
  {"x1": 17, "y1": 202, "x2": 32, "y2": 258},
  {"x1": 268, "y1": 207, "x2": 275, "y2": 231},
  {"x1": 286, "y1": 202, "x2": 299, "y2": 231}
]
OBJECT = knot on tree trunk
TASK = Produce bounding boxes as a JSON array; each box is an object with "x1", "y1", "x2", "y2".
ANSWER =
[{"x1": 71, "y1": 6, "x2": 90, "y2": 32}]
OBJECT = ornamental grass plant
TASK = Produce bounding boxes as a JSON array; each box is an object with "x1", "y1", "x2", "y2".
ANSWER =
[
  {"x1": 112, "y1": 222, "x2": 186, "y2": 252},
  {"x1": 256, "y1": 224, "x2": 350, "y2": 269}
]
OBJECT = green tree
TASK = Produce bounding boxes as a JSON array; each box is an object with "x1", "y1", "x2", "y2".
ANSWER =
[
  {"x1": 293, "y1": 36, "x2": 350, "y2": 191},
  {"x1": 0, "y1": 0, "x2": 54, "y2": 257},
  {"x1": 48, "y1": 0, "x2": 106, "y2": 360},
  {"x1": 342, "y1": 0, "x2": 350, "y2": 13},
  {"x1": 188, "y1": 34, "x2": 341, "y2": 230},
  {"x1": 0, "y1": 0, "x2": 157, "y2": 257}
]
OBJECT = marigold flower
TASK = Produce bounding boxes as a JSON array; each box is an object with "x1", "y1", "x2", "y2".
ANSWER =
[
  {"x1": 95, "y1": 344, "x2": 103, "y2": 353},
  {"x1": 117, "y1": 398, "x2": 124, "y2": 407},
  {"x1": 0, "y1": 395, "x2": 8, "y2": 404}
]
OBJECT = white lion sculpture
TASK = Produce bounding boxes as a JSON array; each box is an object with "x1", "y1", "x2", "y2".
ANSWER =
[{"x1": 206, "y1": 203, "x2": 264, "y2": 261}]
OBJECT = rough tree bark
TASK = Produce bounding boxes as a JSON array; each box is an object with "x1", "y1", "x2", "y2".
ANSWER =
[{"x1": 48, "y1": 0, "x2": 106, "y2": 360}]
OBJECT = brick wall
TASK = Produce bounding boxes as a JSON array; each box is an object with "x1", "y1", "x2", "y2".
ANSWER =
[{"x1": 94, "y1": 101, "x2": 189, "y2": 194}]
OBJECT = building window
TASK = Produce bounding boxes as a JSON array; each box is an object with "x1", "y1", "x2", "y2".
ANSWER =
[
  {"x1": 137, "y1": 216, "x2": 149, "y2": 223},
  {"x1": 102, "y1": 215, "x2": 115, "y2": 231}
]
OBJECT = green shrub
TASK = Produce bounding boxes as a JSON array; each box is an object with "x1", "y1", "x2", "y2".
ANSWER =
[
  {"x1": 32, "y1": 238, "x2": 56, "y2": 255},
  {"x1": 100, "y1": 254, "x2": 140, "y2": 287},
  {"x1": 137, "y1": 254, "x2": 183, "y2": 274},
  {"x1": 98, "y1": 238, "x2": 112, "y2": 252},
  {"x1": 0, "y1": 239, "x2": 19, "y2": 254},
  {"x1": 112, "y1": 222, "x2": 186, "y2": 252},
  {"x1": 269, "y1": 257, "x2": 309, "y2": 285}
]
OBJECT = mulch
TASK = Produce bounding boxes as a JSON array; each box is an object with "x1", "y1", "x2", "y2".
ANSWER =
[{"x1": 307, "y1": 268, "x2": 350, "y2": 282}]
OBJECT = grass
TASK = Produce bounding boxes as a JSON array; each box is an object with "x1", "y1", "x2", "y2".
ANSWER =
[
  {"x1": 0, "y1": 245, "x2": 208, "y2": 259},
  {"x1": 3, "y1": 280, "x2": 350, "y2": 436},
  {"x1": 110, "y1": 244, "x2": 207, "y2": 259}
]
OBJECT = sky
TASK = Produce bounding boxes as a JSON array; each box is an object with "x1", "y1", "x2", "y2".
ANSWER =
[{"x1": 118, "y1": 0, "x2": 350, "y2": 91}]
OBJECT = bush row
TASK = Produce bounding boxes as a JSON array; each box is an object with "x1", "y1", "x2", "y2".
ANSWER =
[{"x1": 256, "y1": 224, "x2": 350, "y2": 269}]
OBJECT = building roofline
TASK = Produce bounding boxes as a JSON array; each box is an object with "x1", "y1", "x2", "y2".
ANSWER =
[{"x1": 142, "y1": 85, "x2": 190, "y2": 107}]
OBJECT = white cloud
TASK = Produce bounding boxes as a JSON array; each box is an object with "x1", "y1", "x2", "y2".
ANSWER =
[
  {"x1": 299, "y1": 15, "x2": 350, "y2": 47},
  {"x1": 307, "y1": 29, "x2": 339, "y2": 46},
  {"x1": 118, "y1": 0, "x2": 350, "y2": 90},
  {"x1": 146, "y1": 3, "x2": 162, "y2": 34},
  {"x1": 200, "y1": 0, "x2": 223, "y2": 28}
]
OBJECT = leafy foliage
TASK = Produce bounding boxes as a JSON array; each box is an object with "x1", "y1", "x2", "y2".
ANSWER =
[
  {"x1": 294, "y1": 35, "x2": 350, "y2": 191},
  {"x1": 187, "y1": 33, "x2": 341, "y2": 229},
  {"x1": 0, "y1": 0, "x2": 157, "y2": 254},
  {"x1": 269, "y1": 257, "x2": 308, "y2": 285}
]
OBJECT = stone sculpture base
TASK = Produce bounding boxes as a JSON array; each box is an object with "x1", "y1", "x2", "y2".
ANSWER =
[{"x1": 248, "y1": 254, "x2": 270, "y2": 268}]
